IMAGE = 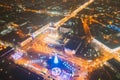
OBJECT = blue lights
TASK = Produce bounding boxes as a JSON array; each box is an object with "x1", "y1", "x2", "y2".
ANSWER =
[
  {"x1": 46, "y1": 55, "x2": 62, "y2": 69},
  {"x1": 46, "y1": 55, "x2": 76, "y2": 74},
  {"x1": 63, "y1": 61, "x2": 76, "y2": 74},
  {"x1": 107, "y1": 25, "x2": 120, "y2": 32},
  {"x1": 45, "y1": 54, "x2": 79, "y2": 79}
]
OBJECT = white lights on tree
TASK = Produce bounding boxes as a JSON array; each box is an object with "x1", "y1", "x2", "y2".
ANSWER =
[{"x1": 54, "y1": 54, "x2": 59, "y2": 64}]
